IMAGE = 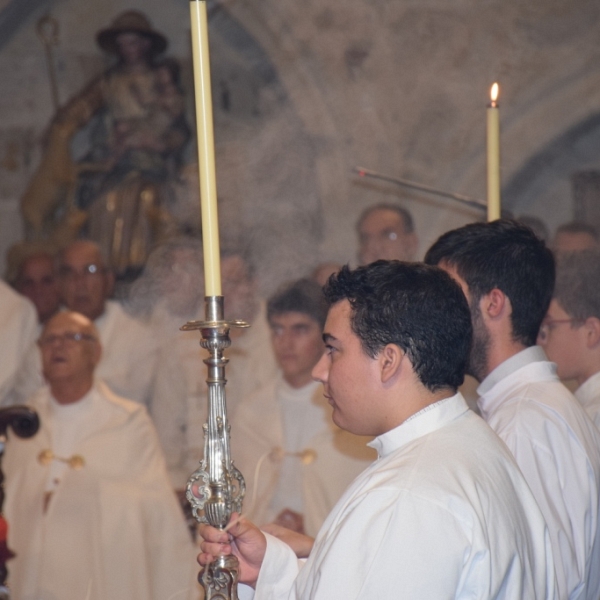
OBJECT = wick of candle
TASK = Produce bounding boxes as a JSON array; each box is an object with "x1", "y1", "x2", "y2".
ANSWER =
[{"x1": 489, "y1": 82, "x2": 499, "y2": 108}]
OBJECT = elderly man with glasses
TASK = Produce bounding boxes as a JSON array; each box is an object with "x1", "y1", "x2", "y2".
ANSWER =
[
  {"x1": 11, "y1": 240, "x2": 159, "y2": 404},
  {"x1": 8, "y1": 240, "x2": 188, "y2": 489},
  {"x1": 3, "y1": 310, "x2": 198, "y2": 600}
]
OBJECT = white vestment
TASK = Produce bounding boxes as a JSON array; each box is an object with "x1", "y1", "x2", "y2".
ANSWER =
[
  {"x1": 4, "y1": 381, "x2": 199, "y2": 600},
  {"x1": 0, "y1": 281, "x2": 38, "y2": 404},
  {"x1": 575, "y1": 371, "x2": 600, "y2": 431},
  {"x1": 231, "y1": 376, "x2": 376, "y2": 537},
  {"x1": 478, "y1": 349, "x2": 600, "y2": 600},
  {"x1": 243, "y1": 393, "x2": 557, "y2": 599},
  {"x1": 10, "y1": 300, "x2": 187, "y2": 485}
]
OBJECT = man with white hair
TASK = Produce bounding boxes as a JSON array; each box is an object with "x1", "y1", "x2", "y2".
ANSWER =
[{"x1": 4, "y1": 311, "x2": 198, "y2": 600}]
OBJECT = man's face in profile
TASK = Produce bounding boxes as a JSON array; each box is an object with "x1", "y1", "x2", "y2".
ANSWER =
[
  {"x1": 312, "y1": 300, "x2": 382, "y2": 436},
  {"x1": 437, "y1": 261, "x2": 490, "y2": 382},
  {"x1": 358, "y1": 208, "x2": 417, "y2": 265},
  {"x1": 537, "y1": 299, "x2": 585, "y2": 383}
]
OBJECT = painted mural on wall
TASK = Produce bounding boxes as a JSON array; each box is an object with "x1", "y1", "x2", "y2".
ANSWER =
[{"x1": 21, "y1": 11, "x2": 190, "y2": 278}]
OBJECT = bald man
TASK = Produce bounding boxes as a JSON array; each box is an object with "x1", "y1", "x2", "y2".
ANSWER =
[{"x1": 4, "y1": 311, "x2": 198, "y2": 600}]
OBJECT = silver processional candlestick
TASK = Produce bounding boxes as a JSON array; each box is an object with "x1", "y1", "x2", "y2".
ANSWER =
[
  {"x1": 186, "y1": 0, "x2": 248, "y2": 594},
  {"x1": 182, "y1": 296, "x2": 248, "y2": 599}
]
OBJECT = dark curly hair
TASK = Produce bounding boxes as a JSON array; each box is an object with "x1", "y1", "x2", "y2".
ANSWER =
[{"x1": 324, "y1": 261, "x2": 472, "y2": 392}]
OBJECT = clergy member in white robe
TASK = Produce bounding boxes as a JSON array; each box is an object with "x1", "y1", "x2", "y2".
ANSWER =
[
  {"x1": 232, "y1": 375, "x2": 375, "y2": 537},
  {"x1": 252, "y1": 394, "x2": 556, "y2": 599},
  {"x1": 199, "y1": 262, "x2": 557, "y2": 599},
  {"x1": 8, "y1": 240, "x2": 188, "y2": 487},
  {"x1": 538, "y1": 249, "x2": 600, "y2": 430},
  {"x1": 4, "y1": 311, "x2": 199, "y2": 600},
  {"x1": 426, "y1": 219, "x2": 600, "y2": 600},
  {"x1": 477, "y1": 348, "x2": 600, "y2": 600},
  {"x1": 232, "y1": 279, "x2": 374, "y2": 537},
  {"x1": 0, "y1": 280, "x2": 38, "y2": 404}
]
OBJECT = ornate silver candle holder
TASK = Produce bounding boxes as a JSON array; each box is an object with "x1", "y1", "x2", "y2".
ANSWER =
[{"x1": 182, "y1": 295, "x2": 248, "y2": 600}]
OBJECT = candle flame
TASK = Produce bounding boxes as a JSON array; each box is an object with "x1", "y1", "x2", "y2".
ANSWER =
[{"x1": 490, "y1": 82, "x2": 499, "y2": 102}]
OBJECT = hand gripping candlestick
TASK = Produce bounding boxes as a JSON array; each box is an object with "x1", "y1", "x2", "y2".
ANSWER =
[
  {"x1": 185, "y1": 2, "x2": 246, "y2": 598},
  {"x1": 183, "y1": 300, "x2": 248, "y2": 598}
]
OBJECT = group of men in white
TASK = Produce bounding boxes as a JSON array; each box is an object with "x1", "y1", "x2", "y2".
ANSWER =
[{"x1": 3, "y1": 207, "x2": 600, "y2": 599}]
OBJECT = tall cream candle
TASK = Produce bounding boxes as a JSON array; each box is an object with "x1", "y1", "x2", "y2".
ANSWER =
[
  {"x1": 487, "y1": 82, "x2": 501, "y2": 222},
  {"x1": 190, "y1": 0, "x2": 221, "y2": 296}
]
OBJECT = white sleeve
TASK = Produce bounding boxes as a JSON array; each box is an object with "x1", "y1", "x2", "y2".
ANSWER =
[{"x1": 254, "y1": 534, "x2": 305, "y2": 600}]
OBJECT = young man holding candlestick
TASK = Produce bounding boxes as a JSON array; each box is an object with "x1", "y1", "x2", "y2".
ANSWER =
[
  {"x1": 425, "y1": 219, "x2": 600, "y2": 600},
  {"x1": 199, "y1": 261, "x2": 557, "y2": 599}
]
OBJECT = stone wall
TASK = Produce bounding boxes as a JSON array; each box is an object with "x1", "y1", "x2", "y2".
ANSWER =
[{"x1": 0, "y1": 0, "x2": 599, "y2": 292}]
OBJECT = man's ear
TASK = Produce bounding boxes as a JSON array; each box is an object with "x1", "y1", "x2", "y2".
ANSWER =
[
  {"x1": 379, "y1": 344, "x2": 404, "y2": 384},
  {"x1": 585, "y1": 317, "x2": 600, "y2": 349},
  {"x1": 480, "y1": 288, "x2": 507, "y2": 320}
]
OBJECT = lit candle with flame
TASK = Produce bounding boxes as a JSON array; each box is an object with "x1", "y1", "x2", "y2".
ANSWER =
[
  {"x1": 487, "y1": 83, "x2": 501, "y2": 221},
  {"x1": 190, "y1": 0, "x2": 221, "y2": 296}
]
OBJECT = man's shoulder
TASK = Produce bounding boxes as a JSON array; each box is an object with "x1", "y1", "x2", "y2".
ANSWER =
[
  {"x1": 495, "y1": 376, "x2": 583, "y2": 422},
  {"x1": 489, "y1": 376, "x2": 600, "y2": 451}
]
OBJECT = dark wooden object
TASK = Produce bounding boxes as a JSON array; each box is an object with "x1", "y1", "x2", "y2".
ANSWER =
[{"x1": 0, "y1": 407, "x2": 40, "y2": 597}]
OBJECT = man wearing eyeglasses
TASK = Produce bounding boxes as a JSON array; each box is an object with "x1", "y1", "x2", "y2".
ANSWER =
[
  {"x1": 9, "y1": 240, "x2": 188, "y2": 490},
  {"x1": 538, "y1": 250, "x2": 600, "y2": 430},
  {"x1": 425, "y1": 220, "x2": 600, "y2": 600},
  {"x1": 12, "y1": 240, "x2": 155, "y2": 404},
  {"x1": 3, "y1": 310, "x2": 198, "y2": 600}
]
